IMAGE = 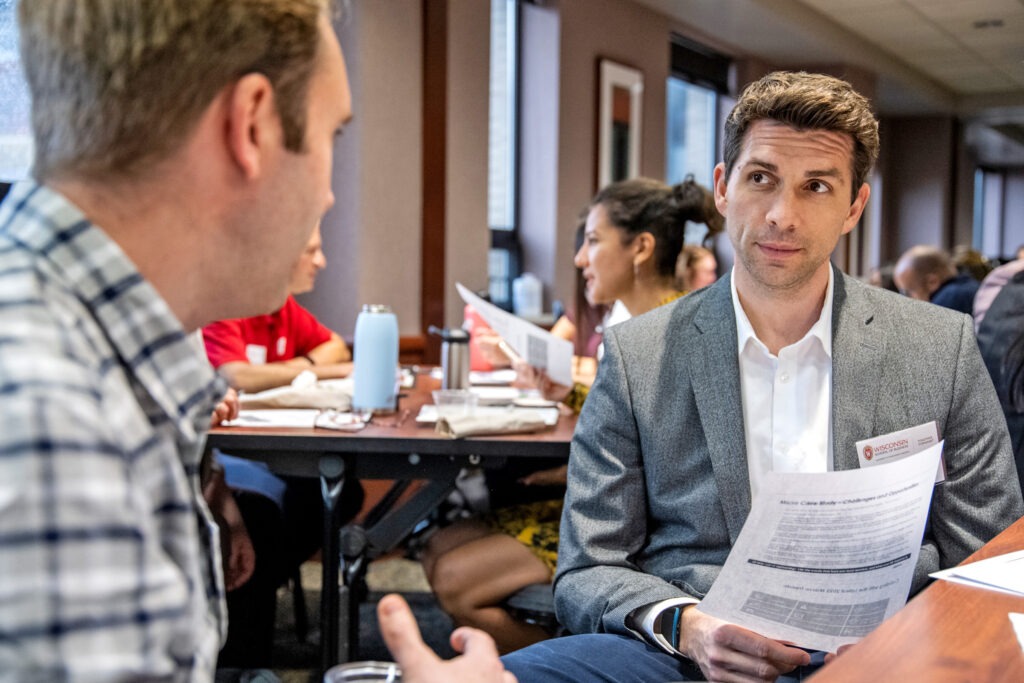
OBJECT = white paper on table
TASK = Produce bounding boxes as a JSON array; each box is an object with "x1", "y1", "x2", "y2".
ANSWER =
[
  {"x1": 470, "y1": 386, "x2": 523, "y2": 405},
  {"x1": 930, "y1": 549, "x2": 1024, "y2": 596},
  {"x1": 224, "y1": 409, "x2": 321, "y2": 428},
  {"x1": 699, "y1": 441, "x2": 943, "y2": 653},
  {"x1": 1010, "y1": 613, "x2": 1024, "y2": 652},
  {"x1": 457, "y1": 282, "x2": 573, "y2": 387},
  {"x1": 416, "y1": 404, "x2": 559, "y2": 426},
  {"x1": 469, "y1": 369, "x2": 518, "y2": 385}
]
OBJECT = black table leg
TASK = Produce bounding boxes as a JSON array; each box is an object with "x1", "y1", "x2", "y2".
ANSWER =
[{"x1": 319, "y1": 454, "x2": 346, "y2": 672}]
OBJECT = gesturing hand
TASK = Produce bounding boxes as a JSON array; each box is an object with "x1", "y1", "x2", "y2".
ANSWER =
[
  {"x1": 680, "y1": 606, "x2": 810, "y2": 682},
  {"x1": 377, "y1": 594, "x2": 518, "y2": 683}
]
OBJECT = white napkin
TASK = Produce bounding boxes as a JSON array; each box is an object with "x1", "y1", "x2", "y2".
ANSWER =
[
  {"x1": 435, "y1": 411, "x2": 548, "y2": 438},
  {"x1": 239, "y1": 371, "x2": 353, "y2": 411}
]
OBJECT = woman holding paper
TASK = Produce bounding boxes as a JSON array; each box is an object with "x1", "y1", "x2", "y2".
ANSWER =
[{"x1": 422, "y1": 177, "x2": 722, "y2": 653}]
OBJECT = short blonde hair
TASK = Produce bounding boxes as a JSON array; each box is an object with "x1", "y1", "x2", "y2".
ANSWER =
[{"x1": 19, "y1": 0, "x2": 331, "y2": 181}]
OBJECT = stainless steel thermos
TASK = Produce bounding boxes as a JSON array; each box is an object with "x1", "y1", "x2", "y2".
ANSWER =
[{"x1": 428, "y1": 325, "x2": 470, "y2": 390}]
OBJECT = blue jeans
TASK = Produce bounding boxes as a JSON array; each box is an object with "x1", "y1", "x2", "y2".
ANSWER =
[{"x1": 502, "y1": 634, "x2": 825, "y2": 683}]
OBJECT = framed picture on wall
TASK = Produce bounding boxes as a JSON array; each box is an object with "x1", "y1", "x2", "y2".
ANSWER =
[{"x1": 597, "y1": 58, "x2": 643, "y2": 190}]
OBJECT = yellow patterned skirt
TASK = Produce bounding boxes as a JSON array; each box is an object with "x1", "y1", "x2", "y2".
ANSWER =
[{"x1": 486, "y1": 498, "x2": 563, "y2": 575}]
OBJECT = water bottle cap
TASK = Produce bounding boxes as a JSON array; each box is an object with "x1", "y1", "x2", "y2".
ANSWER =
[
  {"x1": 361, "y1": 304, "x2": 392, "y2": 314},
  {"x1": 428, "y1": 325, "x2": 469, "y2": 343}
]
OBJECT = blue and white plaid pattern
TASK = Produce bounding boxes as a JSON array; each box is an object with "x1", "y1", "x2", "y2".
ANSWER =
[{"x1": 0, "y1": 182, "x2": 227, "y2": 681}]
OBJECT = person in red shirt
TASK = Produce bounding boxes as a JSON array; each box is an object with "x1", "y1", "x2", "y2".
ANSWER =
[
  {"x1": 203, "y1": 222, "x2": 364, "y2": 669},
  {"x1": 204, "y1": 222, "x2": 354, "y2": 392}
]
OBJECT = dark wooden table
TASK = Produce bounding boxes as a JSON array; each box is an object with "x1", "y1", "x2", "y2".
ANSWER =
[
  {"x1": 809, "y1": 515, "x2": 1024, "y2": 682},
  {"x1": 206, "y1": 370, "x2": 575, "y2": 672}
]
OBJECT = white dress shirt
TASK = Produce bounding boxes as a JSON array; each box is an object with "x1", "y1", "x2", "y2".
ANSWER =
[{"x1": 732, "y1": 269, "x2": 835, "y2": 501}]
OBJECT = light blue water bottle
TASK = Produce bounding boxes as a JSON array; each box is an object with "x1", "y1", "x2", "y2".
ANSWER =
[{"x1": 352, "y1": 304, "x2": 399, "y2": 414}]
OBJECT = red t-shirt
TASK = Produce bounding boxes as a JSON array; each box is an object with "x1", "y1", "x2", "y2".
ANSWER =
[{"x1": 202, "y1": 295, "x2": 333, "y2": 368}]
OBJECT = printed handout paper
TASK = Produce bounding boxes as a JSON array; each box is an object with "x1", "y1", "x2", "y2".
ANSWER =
[
  {"x1": 699, "y1": 442, "x2": 943, "y2": 653},
  {"x1": 457, "y1": 283, "x2": 574, "y2": 386}
]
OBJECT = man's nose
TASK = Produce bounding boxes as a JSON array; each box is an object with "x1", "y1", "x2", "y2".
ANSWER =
[{"x1": 765, "y1": 189, "x2": 799, "y2": 230}]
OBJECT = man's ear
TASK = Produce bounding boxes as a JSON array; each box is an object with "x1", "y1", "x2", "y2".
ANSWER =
[
  {"x1": 841, "y1": 182, "x2": 871, "y2": 235},
  {"x1": 224, "y1": 73, "x2": 279, "y2": 180},
  {"x1": 712, "y1": 162, "x2": 729, "y2": 215}
]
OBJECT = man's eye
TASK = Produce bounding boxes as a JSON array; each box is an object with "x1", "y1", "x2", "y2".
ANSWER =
[
  {"x1": 751, "y1": 172, "x2": 769, "y2": 184},
  {"x1": 807, "y1": 180, "x2": 830, "y2": 193}
]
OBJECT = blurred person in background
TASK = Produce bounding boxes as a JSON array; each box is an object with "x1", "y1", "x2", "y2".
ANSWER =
[
  {"x1": 975, "y1": 254, "x2": 1024, "y2": 331},
  {"x1": 952, "y1": 244, "x2": 993, "y2": 282},
  {"x1": 676, "y1": 244, "x2": 718, "y2": 292},
  {"x1": 976, "y1": 268, "x2": 1024, "y2": 495},
  {"x1": 894, "y1": 244, "x2": 979, "y2": 315},
  {"x1": 867, "y1": 262, "x2": 899, "y2": 292}
]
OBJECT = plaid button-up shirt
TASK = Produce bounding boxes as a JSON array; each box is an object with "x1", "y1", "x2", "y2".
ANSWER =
[{"x1": 0, "y1": 182, "x2": 227, "y2": 681}]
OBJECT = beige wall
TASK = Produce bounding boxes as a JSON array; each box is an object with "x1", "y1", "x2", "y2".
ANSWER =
[
  {"x1": 444, "y1": 0, "x2": 492, "y2": 329},
  {"x1": 302, "y1": 2, "x2": 425, "y2": 337},
  {"x1": 878, "y1": 116, "x2": 957, "y2": 259},
  {"x1": 304, "y1": 1, "x2": 490, "y2": 335}
]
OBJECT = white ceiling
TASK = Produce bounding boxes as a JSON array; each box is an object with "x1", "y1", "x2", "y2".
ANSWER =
[{"x1": 631, "y1": 0, "x2": 1024, "y2": 164}]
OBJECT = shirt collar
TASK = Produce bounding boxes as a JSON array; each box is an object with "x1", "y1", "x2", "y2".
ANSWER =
[
  {"x1": 731, "y1": 266, "x2": 834, "y2": 358},
  {"x1": 8, "y1": 182, "x2": 223, "y2": 441}
]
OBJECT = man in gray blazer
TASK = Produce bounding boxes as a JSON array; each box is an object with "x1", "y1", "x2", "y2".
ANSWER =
[{"x1": 504, "y1": 71, "x2": 1023, "y2": 683}]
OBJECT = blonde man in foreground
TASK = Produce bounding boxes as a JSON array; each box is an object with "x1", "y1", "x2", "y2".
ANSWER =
[{"x1": 1, "y1": 1, "x2": 513, "y2": 680}]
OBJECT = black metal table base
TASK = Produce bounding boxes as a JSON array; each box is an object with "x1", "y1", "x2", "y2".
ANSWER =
[{"x1": 317, "y1": 455, "x2": 457, "y2": 672}]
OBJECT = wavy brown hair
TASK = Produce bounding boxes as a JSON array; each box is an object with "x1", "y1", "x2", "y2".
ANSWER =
[{"x1": 723, "y1": 71, "x2": 879, "y2": 201}]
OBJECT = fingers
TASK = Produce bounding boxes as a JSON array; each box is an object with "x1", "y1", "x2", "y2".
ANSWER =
[
  {"x1": 210, "y1": 402, "x2": 228, "y2": 427},
  {"x1": 683, "y1": 607, "x2": 810, "y2": 682},
  {"x1": 377, "y1": 593, "x2": 440, "y2": 673},
  {"x1": 449, "y1": 626, "x2": 501, "y2": 659},
  {"x1": 451, "y1": 627, "x2": 518, "y2": 683},
  {"x1": 712, "y1": 626, "x2": 810, "y2": 680},
  {"x1": 224, "y1": 388, "x2": 240, "y2": 419}
]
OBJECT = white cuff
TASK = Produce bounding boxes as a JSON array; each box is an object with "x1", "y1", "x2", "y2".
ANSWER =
[{"x1": 625, "y1": 597, "x2": 699, "y2": 657}]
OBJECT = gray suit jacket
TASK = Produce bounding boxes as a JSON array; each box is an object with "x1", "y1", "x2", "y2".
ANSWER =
[{"x1": 554, "y1": 268, "x2": 1024, "y2": 636}]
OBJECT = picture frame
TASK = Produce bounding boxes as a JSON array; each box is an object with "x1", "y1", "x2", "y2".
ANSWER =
[{"x1": 597, "y1": 58, "x2": 644, "y2": 190}]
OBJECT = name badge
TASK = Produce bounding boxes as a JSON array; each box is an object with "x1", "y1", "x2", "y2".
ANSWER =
[
  {"x1": 856, "y1": 420, "x2": 945, "y2": 483},
  {"x1": 245, "y1": 344, "x2": 267, "y2": 365}
]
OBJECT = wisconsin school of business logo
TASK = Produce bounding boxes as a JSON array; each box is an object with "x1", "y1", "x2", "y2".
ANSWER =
[{"x1": 864, "y1": 445, "x2": 874, "y2": 461}]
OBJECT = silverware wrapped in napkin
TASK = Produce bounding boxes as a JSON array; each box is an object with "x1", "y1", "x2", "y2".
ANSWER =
[
  {"x1": 435, "y1": 411, "x2": 548, "y2": 438},
  {"x1": 239, "y1": 371, "x2": 353, "y2": 411}
]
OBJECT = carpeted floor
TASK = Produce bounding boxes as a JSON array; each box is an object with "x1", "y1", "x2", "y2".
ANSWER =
[{"x1": 268, "y1": 558, "x2": 455, "y2": 682}]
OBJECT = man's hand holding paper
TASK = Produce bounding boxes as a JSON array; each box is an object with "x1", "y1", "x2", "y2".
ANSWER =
[{"x1": 678, "y1": 606, "x2": 811, "y2": 682}]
